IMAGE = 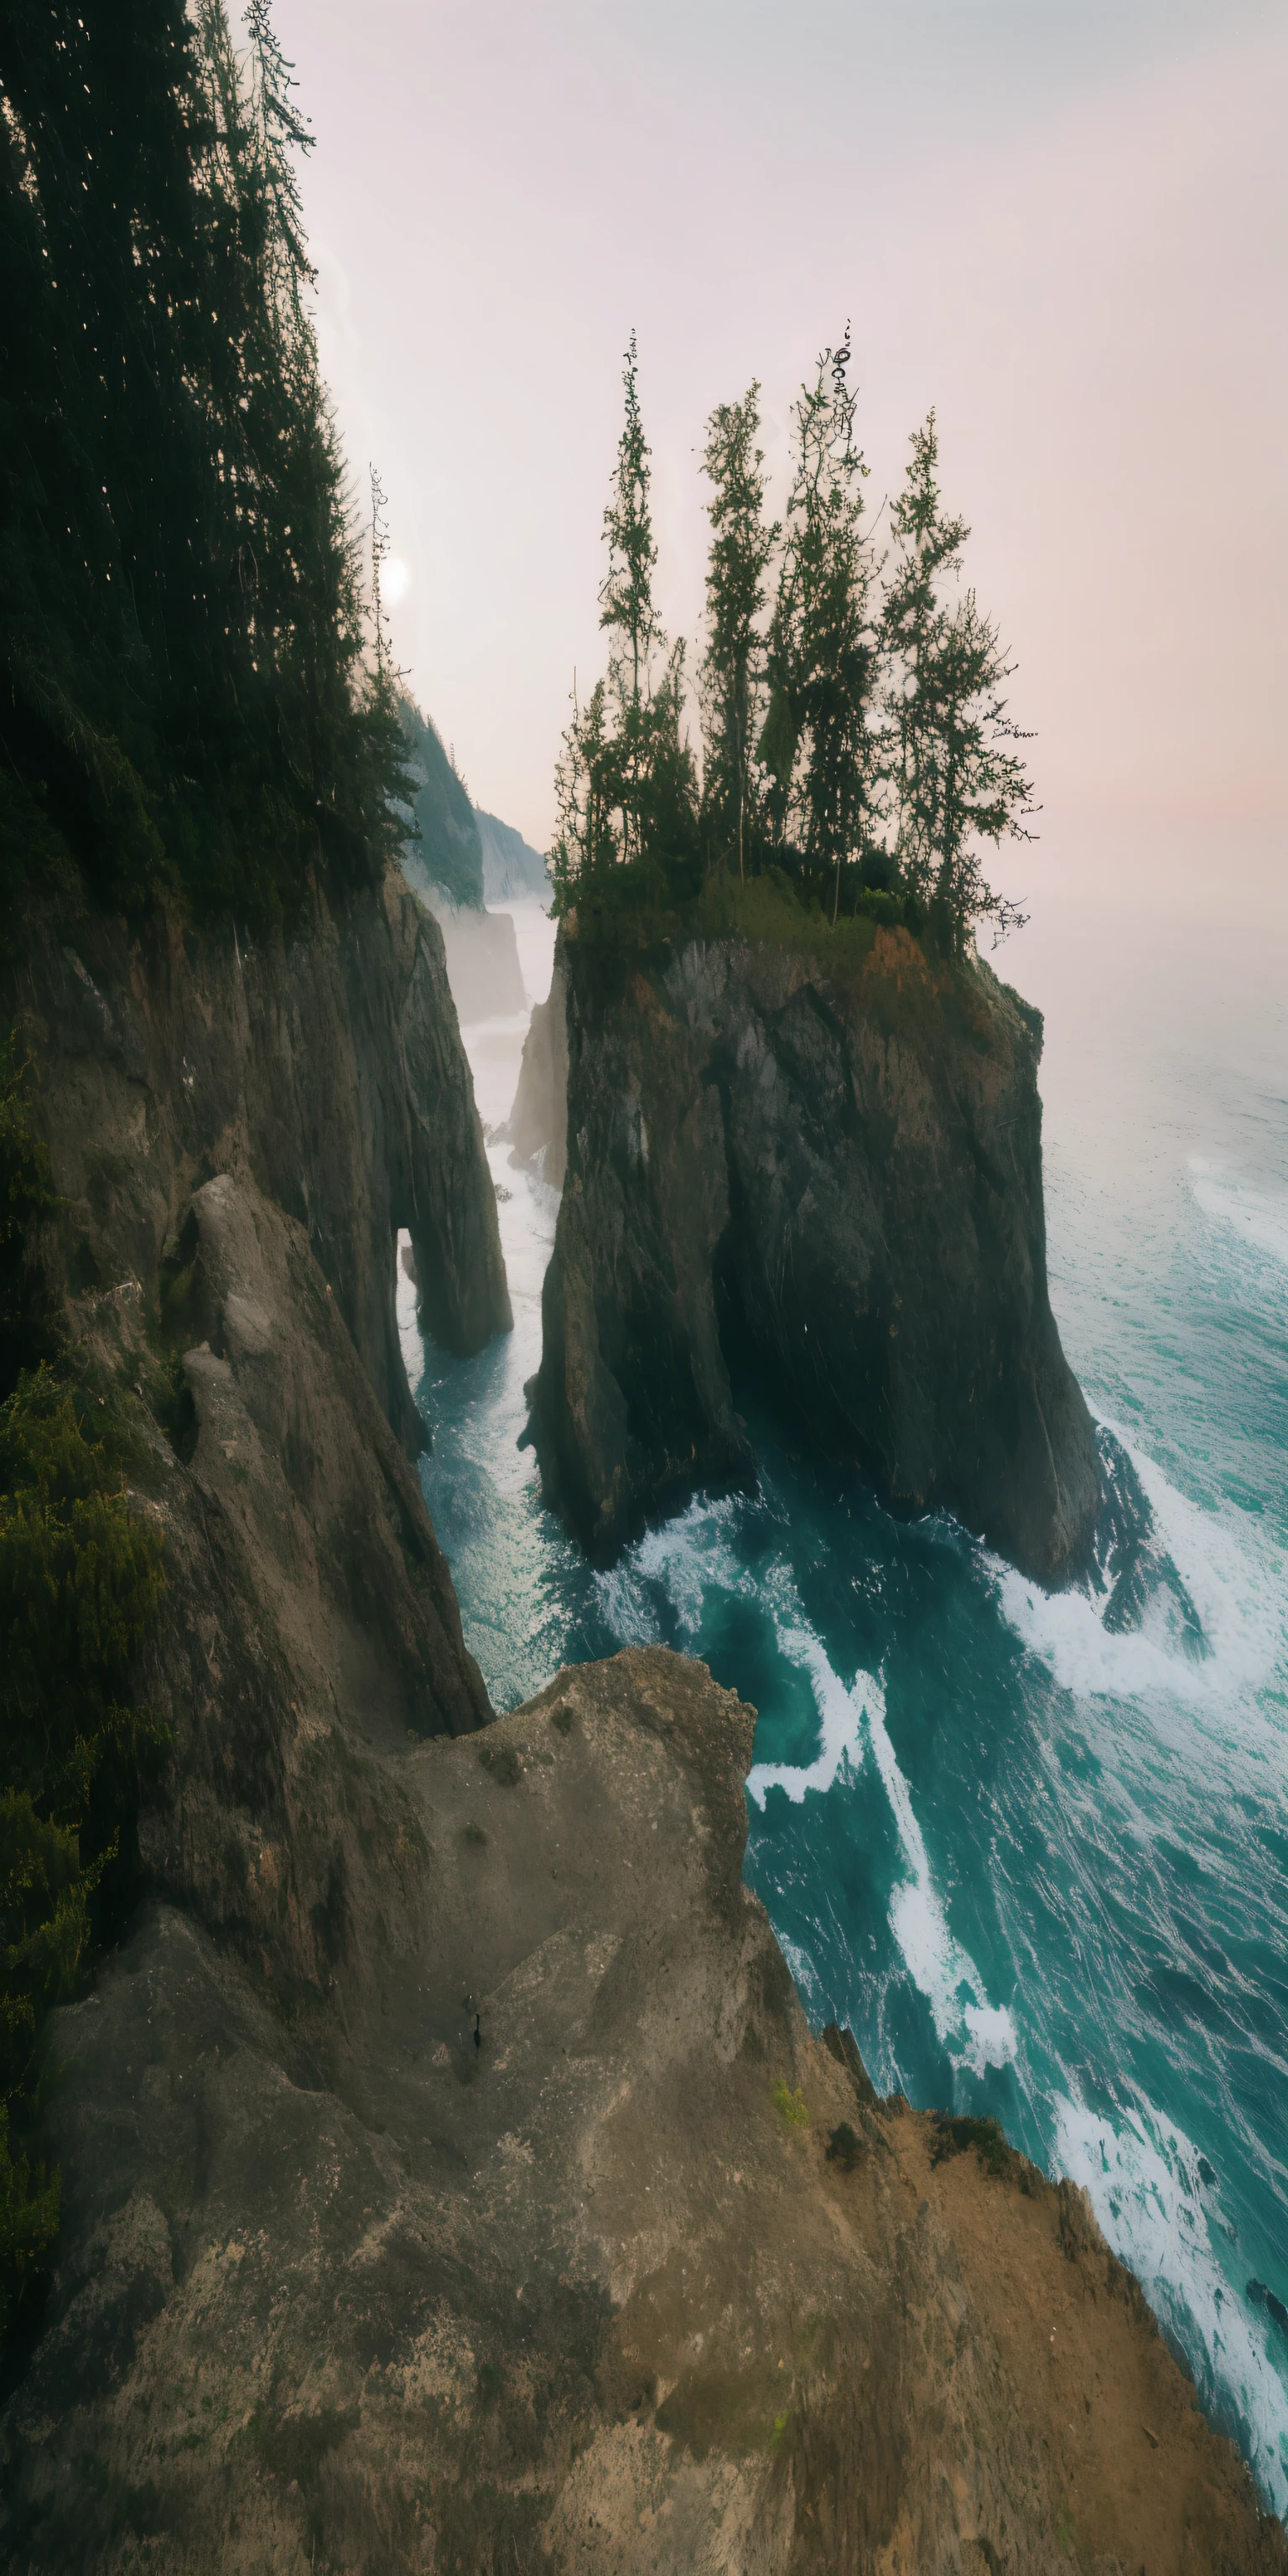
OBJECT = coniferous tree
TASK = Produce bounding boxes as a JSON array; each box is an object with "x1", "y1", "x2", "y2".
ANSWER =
[
  {"x1": 598, "y1": 329, "x2": 665, "y2": 866},
  {"x1": 550, "y1": 677, "x2": 616, "y2": 901},
  {"x1": 550, "y1": 336, "x2": 697, "y2": 913},
  {"x1": 761, "y1": 334, "x2": 880, "y2": 922},
  {"x1": 0, "y1": 0, "x2": 407, "y2": 920},
  {"x1": 882, "y1": 414, "x2": 1034, "y2": 948},
  {"x1": 699, "y1": 385, "x2": 778, "y2": 882}
]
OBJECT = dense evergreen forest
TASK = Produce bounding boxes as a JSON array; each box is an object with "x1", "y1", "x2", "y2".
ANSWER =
[
  {"x1": 0, "y1": 0, "x2": 408, "y2": 925},
  {"x1": 551, "y1": 336, "x2": 1036, "y2": 954},
  {"x1": 396, "y1": 695, "x2": 486, "y2": 911}
]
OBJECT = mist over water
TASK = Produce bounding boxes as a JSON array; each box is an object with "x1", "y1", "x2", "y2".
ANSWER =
[{"x1": 407, "y1": 884, "x2": 1288, "y2": 2512}]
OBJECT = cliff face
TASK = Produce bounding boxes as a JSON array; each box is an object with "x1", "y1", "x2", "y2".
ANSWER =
[
  {"x1": 527, "y1": 926, "x2": 1099, "y2": 1579},
  {"x1": 1, "y1": 889, "x2": 1279, "y2": 2573},
  {"x1": 0, "y1": 870, "x2": 509, "y2": 2002},
  {"x1": 427, "y1": 895, "x2": 527, "y2": 1024},
  {"x1": 10, "y1": 869, "x2": 510, "y2": 1412},
  {"x1": 2, "y1": 1647, "x2": 1279, "y2": 2576},
  {"x1": 475, "y1": 806, "x2": 552, "y2": 906},
  {"x1": 510, "y1": 939, "x2": 569, "y2": 1186}
]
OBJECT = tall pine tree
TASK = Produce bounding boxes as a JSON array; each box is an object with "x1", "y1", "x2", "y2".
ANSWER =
[
  {"x1": 882, "y1": 414, "x2": 1034, "y2": 948},
  {"x1": 761, "y1": 334, "x2": 880, "y2": 923},
  {"x1": 699, "y1": 385, "x2": 778, "y2": 882},
  {"x1": 551, "y1": 335, "x2": 696, "y2": 912}
]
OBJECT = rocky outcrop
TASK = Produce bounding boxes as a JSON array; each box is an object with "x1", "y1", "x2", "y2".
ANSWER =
[
  {"x1": 426, "y1": 893, "x2": 527, "y2": 1024},
  {"x1": 476, "y1": 805, "x2": 551, "y2": 906},
  {"x1": 527, "y1": 926, "x2": 1099, "y2": 1578},
  {"x1": 1, "y1": 886, "x2": 1278, "y2": 2571},
  {"x1": 7, "y1": 869, "x2": 510, "y2": 1436},
  {"x1": 0, "y1": 870, "x2": 507, "y2": 1996},
  {"x1": 2, "y1": 1647, "x2": 1280, "y2": 2576},
  {"x1": 510, "y1": 939, "x2": 568, "y2": 1186}
]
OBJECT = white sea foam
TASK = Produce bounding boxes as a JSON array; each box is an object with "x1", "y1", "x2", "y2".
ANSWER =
[
  {"x1": 745, "y1": 1624, "x2": 867, "y2": 1805},
  {"x1": 394, "y1": 1227, "x2": 424, "y2": 1397},
  {"x1": 1191, "y1": 1158, "x2": 1288, "y2": 1271},
  {"x1": 778, "y1": 1932, "x2": 828, "y2": 2017},
  {"x1": 593, "y1": 1562, "x2": 665, "y2": 1649},
  {"x1": 995, "y1": 1561, "x2": 1214, "y2": 1705},
  {"x1": 861, "y1": 1675, "x2": 1019, "y2": 2076},
  {"x1": 1053, "y1": 2094, "x2": 1288, "y2": 2516},
  {"x1": 633, "y1": 1500, "x2": 746, "y2": 1631},
  {"x1": 750, "y1": 1627, "x2": 1018, "y2": 2077},
  {"x1": 995, "y1": 1426, "x2": 1287, "y2": 1723},
  {"x1": 1126, "y1": 1432, "x2": 1288, "y2": 1712}
]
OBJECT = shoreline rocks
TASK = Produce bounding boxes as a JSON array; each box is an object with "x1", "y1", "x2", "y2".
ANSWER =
[{"x1": 2, "y1": 1648, "x2": 1279, "y2": 2574}]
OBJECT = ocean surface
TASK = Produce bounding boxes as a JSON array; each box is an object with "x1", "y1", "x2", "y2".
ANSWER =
[{"x1": 404, "y1": 875, "x2": 1288, "y2": 2512}]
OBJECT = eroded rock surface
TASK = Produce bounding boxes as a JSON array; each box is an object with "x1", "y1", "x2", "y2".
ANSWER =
[
  {"x1": 2, "y1": 1650, "x2": 1279, "y2": 2576},
  {"x1": 0, "y1": 871, "x2": 504, "y2": 1992},
  {"x1": 7, "y1": 869, "x2": 511, "y2": 1441},
  {"x1": 527, "y1": 927, "x2": 1099, "y2": 1578},
  {"x1": 510, "y1": 939, "x2": 569, "y2": 1187}
]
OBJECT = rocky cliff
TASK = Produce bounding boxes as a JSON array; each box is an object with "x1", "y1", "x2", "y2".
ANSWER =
[
  {"x1": 0, "y1": 869, "x2": 510, "y2": 2003},
  {"x1": 2, "y1": 1645, "x2": 1280, "y2": 2575},
  {"x1": 511, "y1": 940, "x2": 569, "y2": 1187},
  {"x1": 476, "y1": 806, "x2": 552, "y2": 906},
  {"x1": 1, "y1": 882, "x2": 1280, "y2": 2573},
  {"x1": 426, "y1": 895, "x2": 527, "y2": 1025},
  {"x1": 527, "y1": 925, "x2": 1100, "y2": 1579}
]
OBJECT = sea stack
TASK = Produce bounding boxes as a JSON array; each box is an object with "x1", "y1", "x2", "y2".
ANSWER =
[{"x1": 526, "y1": 922, "x2": 1100, "y2": 1579}]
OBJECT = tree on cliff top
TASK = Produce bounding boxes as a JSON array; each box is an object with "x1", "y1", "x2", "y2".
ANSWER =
[
  {"x1": 761, "y1": 335, "x2": 883, "y2": 924},
  {"x1": 882, "y1": 413, "x2": 1034, "y2": 949},
  {"x1": 699, "y1": 384, "x2": 779, "y2": 885},
  {"x1": 550, "y1": 336, "x2": 698, "y2": 913}
]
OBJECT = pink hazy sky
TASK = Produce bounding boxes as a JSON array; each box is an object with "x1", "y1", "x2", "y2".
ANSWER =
[{"x1": 275, "y1": 0, "x2": 1285, "y2": 863}]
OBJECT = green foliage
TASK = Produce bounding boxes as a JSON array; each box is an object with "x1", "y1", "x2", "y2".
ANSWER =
[
  {"x1": 0, "y1": 2102, "x2": 60, "y2": 2337},
  {"x1": 771, "y1": 2078, "x2": 809, "y2": 2130},
  {"x1": 551, "y1": 345, "x2": 1037, "y2": 957},
  {"x1": 550, "y1": 336, "x2": 700, "y2": 916},
  {"x1": 882, "y1": 415, "x2": 1034, "y2": 951},
  {"x1": 0, "y1": 1046, "x2": 167, "y2": 2340},
  {"x1": 0, "y1": 1034, "x2": 59, "y2": 1394},
  {"x1": 395, "y1": 696, "x2": 486, "y2": 910},
  {"x1": 928, "y1": 2112, "x2": 1013, "y2": 2179},
  {"x1": 699, "y1": 384, "x2": 779, "y2": 883},
  {"x1": 477, "y1": 1740, "x2": 521, "y2": 1788},
  {"x1": 0, "y1": 1794, "x2": 91, "y2": 2106},
  {"x1": 0, "y1": 0, "x2": 407, "y2": 925},
  {"x1": 0, "y1": 1370, "x2": 168, "y2": 1824},
  {"x1": 762, "y1": 338, "x2": 882, "y2": 925},
  {"x1": 569, "y1": 851, "x2": 901, "y2": 973},
  {"x1": 825, "y1": 2121, "x2": 864, "y2": 2172},
  {"x1": 599, "y1": 330, "x2": 663, "y2": 729}
]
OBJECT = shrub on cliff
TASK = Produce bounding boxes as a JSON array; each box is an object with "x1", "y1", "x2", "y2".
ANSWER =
[{"x1": 0, "y1": 1044, "x2": 166, "y2": 2340}]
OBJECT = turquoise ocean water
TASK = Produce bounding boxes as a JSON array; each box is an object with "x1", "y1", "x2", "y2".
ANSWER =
[{"x1": 406, "y1": 876, "x2": 1288, "y2": 2511}]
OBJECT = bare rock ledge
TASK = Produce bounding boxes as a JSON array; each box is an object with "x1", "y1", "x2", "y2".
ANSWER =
[{"x1": 3, "y1": 1649, "x2": 1280, "y2": 2576}]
